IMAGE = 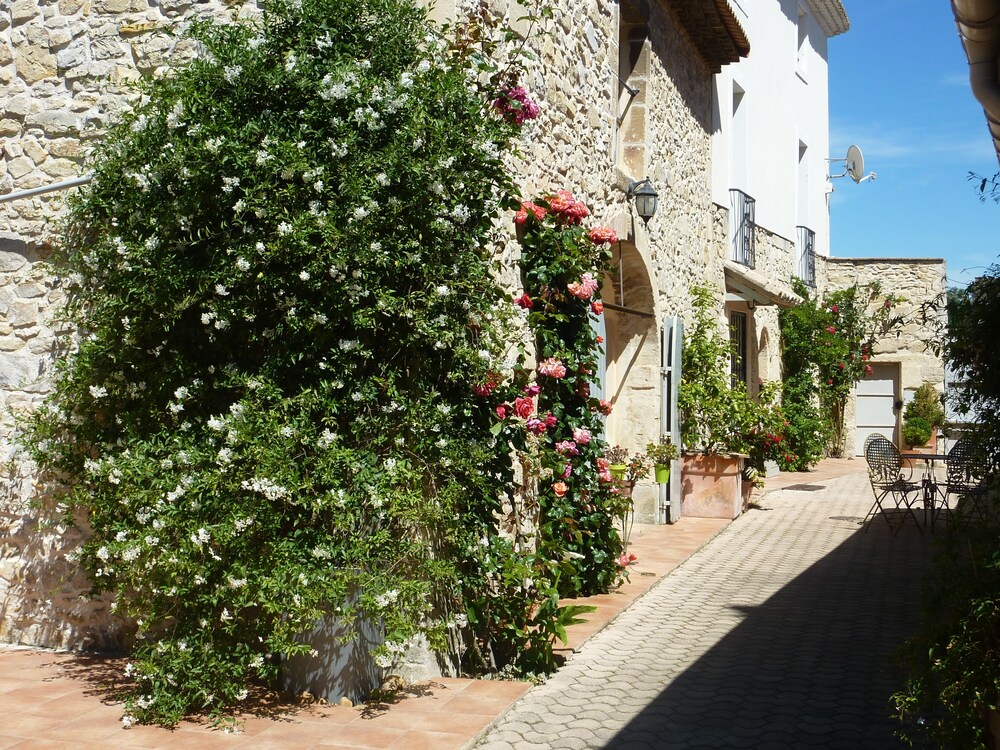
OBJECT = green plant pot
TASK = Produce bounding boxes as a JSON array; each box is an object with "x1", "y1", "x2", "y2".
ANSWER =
[
  {"x1": 610, "y1": 464, "x2": 627, "y2": 480},
  {"x1": 654, "y1": 464, "x2": 671, "y2": 484}
]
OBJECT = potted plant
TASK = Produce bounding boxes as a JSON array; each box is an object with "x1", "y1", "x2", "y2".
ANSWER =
[
  {"x1": 677, "y1": 286, "x2": 787, "y2": 519},
  {"x1": 902, "y1": 382, "x2": 946, "y2": 451},
  {"x1": 645, "y1": 440, "x2": 678, "y2": 484},
  {"x1": 604, "y1": 445, "x2": 629, "y2": 481}
]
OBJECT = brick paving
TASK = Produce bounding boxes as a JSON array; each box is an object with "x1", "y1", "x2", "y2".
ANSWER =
[
  {"x1": 473, "y1": 465, "x2": 934, "y2": 750},
  {"x1": 0, "y1": 508, "x2": 729, "y2": 748}
]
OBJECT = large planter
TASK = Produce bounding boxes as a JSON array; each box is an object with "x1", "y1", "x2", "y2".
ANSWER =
[
  {"x1": 681, "y1": 452, "x2": 745, "y2": 520},
  {"x1": 282, "y1": 597, "x2": 383, "y2": 704}
]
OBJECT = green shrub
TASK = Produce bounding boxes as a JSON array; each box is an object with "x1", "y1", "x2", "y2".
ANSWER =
[
  {"x1": 902, "y1": 417, "x2": 933, "y2": 449},
  {"x1": 894, "y1": 518, "x2": 1000, "y2": 748},
  {"x1": 19, "y1": 0, "x2": 573, "y2": 727}
]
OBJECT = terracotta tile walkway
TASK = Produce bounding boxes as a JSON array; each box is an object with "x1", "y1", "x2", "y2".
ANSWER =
[
  {"x1": 0, "y1": 510, "x2": 740, "y2": 749},
  {"x1": 0, "y1": 461, "x2": 865, "y2": 749}
]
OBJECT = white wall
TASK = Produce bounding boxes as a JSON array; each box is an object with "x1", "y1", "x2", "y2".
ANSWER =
[{"x1": 711, "y1": 0, "x2": 834, "y2": 259}]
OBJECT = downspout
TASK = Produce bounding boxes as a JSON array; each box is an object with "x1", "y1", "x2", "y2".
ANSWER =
[{"x1": 953, "y1": 0, "x2": 1000, "y2": 166}]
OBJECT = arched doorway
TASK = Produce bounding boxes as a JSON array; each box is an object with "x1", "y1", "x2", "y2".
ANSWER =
[{"x1": 601, "y1": 240, "x2": 659, "y2": 523}]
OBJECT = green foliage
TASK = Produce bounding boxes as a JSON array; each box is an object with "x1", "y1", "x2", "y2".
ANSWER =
[
  {"x1": 893, "y1": 518, "x2": 1000, "y2": 749},
  {"x1": 515, "y1": 192, "x2": 626, "y2": 596},
  {"x1": 779, "y1": 279, "x2": 905, "y2": 461},
  {"x1": 775, "y1": 370, "x2": 829, "y2": 471},
  {"x1": 678, "y1": 286, "x2": 787, "y2": 474},
  {"x1": 901, "y1": 418, "x2": 932, "y2": 449},
  {"x1": 645, "y1": 441, "x2": 679, "y2": 466},
  {"x1": 904, "y1": 383, "x2": 946, "y2": 432},
  {"x1": 18, "y1": 0, "x2": 579, "y2": 726}
]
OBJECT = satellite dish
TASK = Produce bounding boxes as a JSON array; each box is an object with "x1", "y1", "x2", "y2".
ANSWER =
[{"x1": 846, "y1": 145, "x2": 864, "y2": 183}]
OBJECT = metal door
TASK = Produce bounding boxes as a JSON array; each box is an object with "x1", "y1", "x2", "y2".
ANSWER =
[
  {"x1": 855, "y1": 362, "x2": 898, "y2": 454},
  {"x1": 661, "y1": 317, "x2": 683, "y2": 523}
]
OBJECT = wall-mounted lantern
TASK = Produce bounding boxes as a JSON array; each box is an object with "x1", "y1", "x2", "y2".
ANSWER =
[{"x1": 627, "y1": 178, "x2": 659, "y2": 223}]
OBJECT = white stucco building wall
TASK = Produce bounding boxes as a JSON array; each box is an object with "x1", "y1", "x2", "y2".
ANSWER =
[{"x1": 712, "y1": 0, "x2": 847, "y2": 264}]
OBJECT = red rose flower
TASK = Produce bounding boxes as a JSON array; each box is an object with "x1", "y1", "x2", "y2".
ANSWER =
[
  {"x1": 513, "y1": 293, "x2": 533, "y2": 309},
  {"x1": 513, "y1": 396, "x2": 534, "y2": 419},
  {"x1": 591, "y1": 300, "x2": 604, "y2": 315}
]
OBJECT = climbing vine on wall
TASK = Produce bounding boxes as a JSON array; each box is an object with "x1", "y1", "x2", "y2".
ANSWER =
[
  {"x1": 19, "y1": 0, "x2": 582, "y2": 727},
  {"x1": 513, "y1": 193, "x2": 626, "y2": 596}
]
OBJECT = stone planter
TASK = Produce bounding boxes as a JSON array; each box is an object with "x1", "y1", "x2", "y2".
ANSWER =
[
  {"x1": 282, "y1": 599, "x2": 383, "y2": 705},
  {"x1": 680, "y1": 452, "x2": 746, "y2": 520}
]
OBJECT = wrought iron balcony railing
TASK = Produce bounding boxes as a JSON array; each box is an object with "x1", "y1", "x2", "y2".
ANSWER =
[
  {"x1": 796, "y1": 225, "x2": 816, "y2": 288},
  {"x1": 729, "y1": 188, "x2": 756, "y2": 269}
]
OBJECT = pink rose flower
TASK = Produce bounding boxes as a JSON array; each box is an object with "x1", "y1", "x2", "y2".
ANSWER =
[
  {"x1": 826, "y1": 326, "x2": 836, "y2": 334},
  {"x1": 562, "y1": 463, "x2": 572, "y2": 478},
  {"x1": 830, "y1": 304, "x2": 839, "y2": 314},
  {"x1": 572, "y1": 427, "x2": 592, "y2": 444},
  {"x1": 556, "y1": 440, "x2": 579, "y2": 456},
  {"x1": 523, "y1": 383, "x2": 541, "y2": 396},
  {"x1": 591, "y1": 300, "x2": 604, "y2": 314},
  {"x1": 597, "y1": 457, "x2": 612, "y2": 483},
  {"x1": 494, "y1": 85, "x2": 540, "y2": 126},
  {"x1": 547, "y1": 190, "x2": 590, "y2": 225},
  {"x1": 543, "y1": 412, "x2": 557, "y2": 428},
  {"x1": 526, "y1": 417, "x2": 546, "y2": 434},
  {"x1": 538, "y1": 358, "x2": 567, "y2": 378},
  {"x1": 496, "y1": 404, "x2": 509, "y2": 419},
  {"x1": 567, "y1": 272, "x2": 599, "y2": 300},
  {"x1": 552, "y1": 481, "x2": 568, "y2": 497},
  {"x1": 588, "y1": 226, "x2": 618, "y2": 245}
]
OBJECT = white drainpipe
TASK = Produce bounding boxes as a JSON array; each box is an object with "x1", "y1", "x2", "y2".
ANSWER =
[
  {"x1": 0, "y1": 175, "x2": 92, "y2": 204},
  {"x1": 953, "y1": 0, "x2": 1000, "y2": 165}
]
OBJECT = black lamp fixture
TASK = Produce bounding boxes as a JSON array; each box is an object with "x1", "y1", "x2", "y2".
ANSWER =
[{"x1": 627, "y1": 178, "x2": 659, "y2": 223}]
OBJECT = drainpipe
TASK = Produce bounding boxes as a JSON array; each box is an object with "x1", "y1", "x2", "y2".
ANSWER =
[
  {"x1": 953, "y1": 0, "x2": 1000, "y2": 166},
  {"x1": 0, "y1": 175, "x2": 92, "y2": 204}
]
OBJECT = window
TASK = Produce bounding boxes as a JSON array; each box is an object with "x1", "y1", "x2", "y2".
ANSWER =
[
  {"x1": 730, "y1": 311, "x2": 748, "y2": 386},
  {"x1": 616, "y1": 0, "x2": 649, "y2": 177}
]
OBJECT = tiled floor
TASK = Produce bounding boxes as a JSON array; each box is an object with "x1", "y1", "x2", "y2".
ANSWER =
[
  {"x1": 0, "y1": 461, "x2": 865, "y2": 749},
  {"x1": 0, "y1": 507, "x2": 742, "y2": 749}
]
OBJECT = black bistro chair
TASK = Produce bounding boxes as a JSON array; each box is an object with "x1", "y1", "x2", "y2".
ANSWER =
[
  {"x1": 941, "y1": 437, "x2": 990, "y2": 526},
  {"x1": 864, "y1": 434, "x2": 923, "y2": 534}
]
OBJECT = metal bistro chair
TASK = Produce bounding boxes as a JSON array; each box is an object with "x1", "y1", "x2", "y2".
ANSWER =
[
  {"x1": 864, "y1": 435, "x2": 923, "y2": 534},
  {"x1": 941, "y1": 437, "x2": 989, "y2": 526}
]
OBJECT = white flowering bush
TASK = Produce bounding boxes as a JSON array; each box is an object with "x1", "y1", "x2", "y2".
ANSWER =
[{"x1": 22, "y1": 0, "x2": 561, "y2": 727}]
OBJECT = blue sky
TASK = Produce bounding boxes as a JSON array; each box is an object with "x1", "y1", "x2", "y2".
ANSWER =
[{"x1": 828, "y1": 0, "x2": 999, "y2": 287}]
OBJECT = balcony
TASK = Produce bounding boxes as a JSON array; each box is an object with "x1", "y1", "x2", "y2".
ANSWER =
[
  {"x1": 796, "y1": 225, "x2": 816, "y2": 288},
  {"x1": 729, "y1": 188, "x2": 755, "y2": 269}
]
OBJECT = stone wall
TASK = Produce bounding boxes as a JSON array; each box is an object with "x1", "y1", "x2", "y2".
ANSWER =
[
  {"x1": 1, "y1": 0, "x2": 257, "y2": 649},
  {"x1": 820, "y1": 257, "x2": 947, "y2": 456},
  {"x1": 0, "y1": 0, "x2": 729, "y2": 641}
]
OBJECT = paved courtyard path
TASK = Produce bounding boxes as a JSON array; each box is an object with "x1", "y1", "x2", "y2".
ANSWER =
[{"x1": 473, "y1": 469, "x2": 934, "y2": 750}]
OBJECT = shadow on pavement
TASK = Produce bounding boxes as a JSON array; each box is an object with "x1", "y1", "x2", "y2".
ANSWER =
[{"x1": 605, "y1": 519, "x2": 934, "y2": 750}]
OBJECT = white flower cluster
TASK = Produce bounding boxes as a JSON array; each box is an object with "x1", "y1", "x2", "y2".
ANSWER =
[
  {"x1": 374, "y1": 589, "x2": 399, "y2": 609},
  {"x1": 241, "y1": 477, "x2": 289, "y2": 501}
]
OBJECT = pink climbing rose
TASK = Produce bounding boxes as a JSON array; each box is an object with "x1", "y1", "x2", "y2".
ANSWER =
[
  {"x1": 567, "y1": 272, "x2": 599, "y2": 300},
  {"x1": 538, "y1": 358, "x2": 567, "y2": 378},
  {"x1": 588, "y1": 226, "x2": 618, "y2": 245}
]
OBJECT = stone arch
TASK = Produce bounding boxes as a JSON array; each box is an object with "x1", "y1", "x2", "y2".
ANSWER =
[{"x1": 601, "y1": 236, "x2": 660, "y2": 522}]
